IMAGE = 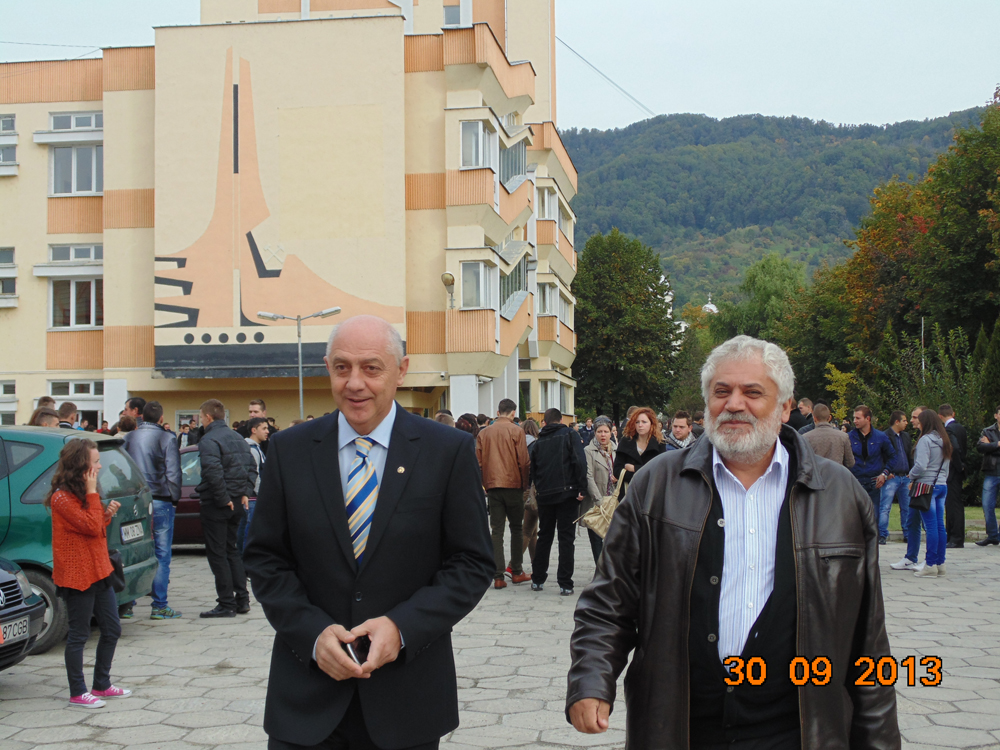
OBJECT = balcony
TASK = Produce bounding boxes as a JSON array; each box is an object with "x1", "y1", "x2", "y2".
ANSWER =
[
  {"x1": 536, "y1": 219, "x2": 575, "y2": 285},
  {"x1": 443, "y1": 25, "x2": 535, "y2": 104},
  {"x1": 536, "y1": 314, "x2": 575, "y2": 368}
]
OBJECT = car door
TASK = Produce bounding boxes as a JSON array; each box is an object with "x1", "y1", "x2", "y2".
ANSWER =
[{"x1": 0, "y1": 438, "x2": 10, "y2": 546}]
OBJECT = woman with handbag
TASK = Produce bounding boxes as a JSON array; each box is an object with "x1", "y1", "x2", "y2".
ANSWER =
[
  {"x1": 583, "y1": 417, "x2": 617, "y2": 562},
  {"x1": 46, "y1": 439, "x2": 131, "y2": 708},
  {"x1": 613, "y1": 407, "x2": 667, "y2": 489},
  {"x1": 908, "y1": 410, "x2": 952, "y2": 578}
]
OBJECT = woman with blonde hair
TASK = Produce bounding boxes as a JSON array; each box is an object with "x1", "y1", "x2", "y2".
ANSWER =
[
  {"x1": 613, "y1": 406, "x2": 666, "y2": 488},
  {"x1": 47, "y1": 439, "x2": 130, "y2": 708},
  {"x1": 583, "y1": 416, "x2": 617, "y2": 562}
]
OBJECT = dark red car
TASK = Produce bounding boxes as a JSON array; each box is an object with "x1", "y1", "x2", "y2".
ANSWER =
[{"x1": 175, "y1": 446, "x2": 205, "y2": 545}]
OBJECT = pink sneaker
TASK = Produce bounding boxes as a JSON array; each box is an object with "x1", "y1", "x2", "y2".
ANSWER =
[
  {"x1": 91, "y1": 685, "x2": 131, "y2": 699},
  {"x1": 68, "y1": 692, "x2": 106, "y2": 708}
]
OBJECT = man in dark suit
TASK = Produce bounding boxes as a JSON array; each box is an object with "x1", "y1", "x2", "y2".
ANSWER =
[
  {"x1": 244, "y1": 315, "x2": 494, "y2": 750},
  {"x1": 939, "y1": 404, "x2": 968, "y2": 548}
]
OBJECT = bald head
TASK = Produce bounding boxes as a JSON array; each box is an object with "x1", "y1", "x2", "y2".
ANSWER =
[{"x1": 326, "y1": 315, "x2": 404, "y2": 365}]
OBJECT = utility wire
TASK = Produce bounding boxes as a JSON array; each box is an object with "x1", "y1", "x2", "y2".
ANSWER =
[
  {"x1": 0, "y1": 46, "x2": 103, "y2": 81},
  {"x1": 0, "y1": 40, "x2": 103, "y2": 48},
  {"x1": 556, "y1": 36, "x2": 657, "y2": 119}
]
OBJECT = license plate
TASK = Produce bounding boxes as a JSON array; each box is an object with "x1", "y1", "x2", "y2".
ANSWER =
[
  {"x1": 1, "y1": 616, "x2": 29, "y2": 644},
  {"x1": 120, "y1": 521, "x2": 143, "y2": 543}
]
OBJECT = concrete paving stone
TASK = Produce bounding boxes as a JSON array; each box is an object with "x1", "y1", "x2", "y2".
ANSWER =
[
  {"x1": 122, "y1": 743, "x2": 207, "y2": 750},
  {"x1": 459, "y1": 698, "x2": 545, "y2": 714},
  {"x1": 947, "y1": 699, "x2": 1000, "y2": 715},
  {"x1": 501, "y1": 709, "x2": 572, "y2": 730},
  {"x1": 903, "y1": 726, "x2": 998, "y2": 747},
  {"x1": 457, "y1": 688, "x2": 510, "y2": 702},
  {"x1": 898, "y1": 713, "x2": 933, "y2": 730},
  {"x1": 11, "y1": 722, "x2": 100, "y2": 743},
  {"x1": 143, "y1": 697, "x2": 231, "y2": 714},
  {"x1": 455, "y1": 711, "x2": 502, "y2": 729},
  {"x1": 30, "y1": 743, "x2": 123, "y2": 750},
  {"x1": 0, "y1": 697, "x2": 67, "y2": 713},
  {"x1": 896, "y1": 687, "x2": 979, "y2": 703},
  {"x1": 99, "y1": 723, "x2": 188, "y2": 745},
  {"x1": 539, "y1": 726, "x2": 628, "y2": 746},
  {"x1": 182, "y1": 722, "x2": 269, "y2": 745},
  {"x1": 475, "y1": 675, "x2": 552, "y2": 690},
  {"x1": 225, "y1": 697, "x2": 266, "y2": 714},
  {"x1": 210, "y1": 743, "x2": 268, "y2": 750},
  {"x1": 206, "y1": 685, "x2": 269, "y2": 701},
  {"x1": 244, "y1": 711, "x2": 265, "y2": 727},
  {"x1": 84, "y1": 709, "x2": 170, "y2": 728},
  {"x1": 448, "y1": 726, "x2": 539, "y2": 747},
  {"x1": 458, "y1": 664, "x2": 516, "y2": 679},
  {"x1": 186, "y1": 674, "x2": 259, "y2": 688},
  {"x1": 927, "y1": 711, "x2": 1000, "y2": 730},
  {"x1": 163, "y1": 709, "x2": 252, "y2": 728},
  {"x1": 0, "y1": 709, "x2": 87, "y2": 728}
]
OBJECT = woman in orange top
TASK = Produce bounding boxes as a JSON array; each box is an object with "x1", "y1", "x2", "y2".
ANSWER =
[{"x1": 46, "y1": 439, "x2": 130, "y2": 709}]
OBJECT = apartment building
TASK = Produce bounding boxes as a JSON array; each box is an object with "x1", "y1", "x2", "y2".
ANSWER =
[{"x1": 0, "y1": 0, "x2": 578, "y2": 429}]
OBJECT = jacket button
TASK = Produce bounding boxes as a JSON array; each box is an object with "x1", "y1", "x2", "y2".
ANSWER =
[
  {"x1": 726, "y1": 685, "x2": 734, "y2": 693},
  {"x1": 355, "y1": 592, "x2": 362, "y2": 602},
  {"x1": 707, "y1": 633, "x2": 717, "y2": 642},
  {"x1": 710, "y1": 576, "x2": 719, "y2": 585}
]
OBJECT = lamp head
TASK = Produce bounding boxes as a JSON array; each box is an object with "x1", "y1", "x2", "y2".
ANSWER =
[
  {"x1": 441, "y1": 272, "x2": 455, "y2": 289},
  {"x1": 317, "y1": 306, "x2": 342, "y2": 319},
  {"x1": 257, "y1": 311, "x2": 280, "y2": 321}
]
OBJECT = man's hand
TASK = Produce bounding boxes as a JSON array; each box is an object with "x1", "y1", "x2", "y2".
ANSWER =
[
  {"x1": 624, "y1": 463, "x2": 636, "y2": 474},
  {"x1": 226, "y1": 501, "x2": 234, "y2": 511},
  {"x1": 569, "y1": 698, "x2": 611, "y2": 734},
  {"x1": 577, "y1": 493, "x2": 585, "y2": 501},
  {"x1": 875, "y1": 474, "x2": 887, "y2": 489},
  {"x1": 981, "y1": 435, "x2": 990, "y2": 444},
  {"x1": 351, "y1": 616, "x2": 402, "y2": 675},
  {"x1": 315, "y1": 624, "x2": 366, "y2": 681},
  {"x1": 241, "y1": 496, "x2": 249, "y2": 510}
]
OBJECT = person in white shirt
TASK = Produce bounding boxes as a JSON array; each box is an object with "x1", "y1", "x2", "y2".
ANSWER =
[{"x1": 238, "y1": 417, "x2": 268, "y2": 554}]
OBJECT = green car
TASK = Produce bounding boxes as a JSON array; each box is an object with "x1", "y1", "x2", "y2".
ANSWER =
[{"x1": 0, "y1": 427, "x2": 157, "y2": 654}]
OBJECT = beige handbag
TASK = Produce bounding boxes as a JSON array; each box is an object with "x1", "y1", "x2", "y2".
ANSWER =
[{"x1": 578, "y1": 473, "x2": 626, "y2": 539}]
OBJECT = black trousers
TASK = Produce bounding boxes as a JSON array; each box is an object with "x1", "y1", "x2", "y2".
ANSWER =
[
  {"x1": 945, "y1": 478, "x2": 965, "y2": 545},
  {"x1": 200, "y1": 503, "x2": 249, "y2": 610},
  {"x1": 63, "y1": 578, "x2": 120, "y2": 697},
  {"x1": 532, "y1": 497, "x2": 579, "y2": 589},
  {"x1": 268, "y1": 690, "x2": 440, "y2": 750},
  {"x1": 692, "y1": 727, "x2": 800, "y2": 750}
]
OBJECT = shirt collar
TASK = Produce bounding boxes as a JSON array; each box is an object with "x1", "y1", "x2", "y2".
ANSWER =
[
  {"x1": 945, "y1": 417, "x2": 955, "y2": 426},
  {"x1": 338, "y1": 401, "x2": 397, "y2": 452},
  {"x1": 711, "y1": 437, "x2": 788, "y2": 487}
]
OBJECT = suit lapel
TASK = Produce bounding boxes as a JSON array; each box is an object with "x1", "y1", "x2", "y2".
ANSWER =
[
  {"x1": 360, "y1": 407, "x2": 420, "y2": 570},
  {"x1": 311, "y1": 414, "x2": 358, "y2": 572}
]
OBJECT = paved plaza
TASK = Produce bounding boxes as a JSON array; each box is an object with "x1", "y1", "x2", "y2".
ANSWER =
[{"x1": 1, "y1": 535, "x2": 999, "y2": 749}]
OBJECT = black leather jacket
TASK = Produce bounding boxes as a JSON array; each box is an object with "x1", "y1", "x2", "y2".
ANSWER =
[
  {"x1": 124, "y1": 422, "x2": 182, "y2": 502},
  {"x1": 567, "y1": 425, "x2": 900, "y2": 749},
  {"x1": 977, "y1": 424, "x2": 1000, "y2": 476},
  {"x1": 196, "y1": 419, "x2": 257, "y2": 508},
  {"x1": 529, "y1": 423, "x2": 587, "y2": 504}
]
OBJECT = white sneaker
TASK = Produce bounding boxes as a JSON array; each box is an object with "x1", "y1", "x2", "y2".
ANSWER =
[
  {"x1": 890, "y1": 557, "x2": 916, "y2": 570},
  {"x1": 913, "y1": 561, "x2": 925, "y2": 572},
  {"x1": 936, "y1": 563, "x2": 946, "y2": 576},
  {"x1": 914, "y1": 564, "x2": 938, "y2": 577}
]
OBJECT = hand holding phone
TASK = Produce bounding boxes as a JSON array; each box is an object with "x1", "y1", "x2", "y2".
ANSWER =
[{"x1": 344, "y1": 635, "x2": 371, "y2": 666}]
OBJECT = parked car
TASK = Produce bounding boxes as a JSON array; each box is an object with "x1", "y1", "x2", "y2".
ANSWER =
[
  {"x1": 0, "y1": 557, "x2": 46, "y2": 671},
  {"x1": 0, "y1": 427, "x2": 157, "y2": 654},
  {"x1": 175, "y1": 445, "x2": 205, "y2": 545}
]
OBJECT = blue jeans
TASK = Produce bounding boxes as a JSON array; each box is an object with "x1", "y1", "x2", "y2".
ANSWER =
[
  {"x1": 151, "y1": 500, "x2": 176, "y2": 610},
  {"x1": 982, "y1": 475, "x2": 1000, "y2": 541},
  {"x1": 879, "y1": 476, "x2": 911, "y2": 540},
  {"x1": 905, "y1": 503, "x2": 924, "y2": 563},
  {"x1": 237, "y1": 499, "x2": 256, "y2": 553},
  {"x1": 919, "y1": 485, "x2": 948, "y2": 567}
]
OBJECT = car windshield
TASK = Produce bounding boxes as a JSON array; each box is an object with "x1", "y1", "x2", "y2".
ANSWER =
[
  {"x1": 181, "y1": 451, "x2": 201, "y2": 487},
  {"x1": 98, "y1": 445, "x2": 146, "y2": 500}
]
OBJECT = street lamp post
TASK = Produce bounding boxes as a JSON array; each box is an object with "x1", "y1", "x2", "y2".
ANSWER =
[{"x1": 257, "y1": 306, "x2": 342, "y2": 420}]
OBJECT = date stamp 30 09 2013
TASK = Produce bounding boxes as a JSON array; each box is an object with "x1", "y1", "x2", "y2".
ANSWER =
[{"x1": 722, "y1": 655, "x2": 943, "y2": 688}]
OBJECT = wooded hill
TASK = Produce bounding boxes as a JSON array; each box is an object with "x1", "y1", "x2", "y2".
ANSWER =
[{"x1": 562, "y1": 108, "x2": 985, "y2": 307}]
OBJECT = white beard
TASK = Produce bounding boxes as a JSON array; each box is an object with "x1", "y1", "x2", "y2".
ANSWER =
[{"x1": 705, "y1": 405, "x2": 783, "y2": 464}]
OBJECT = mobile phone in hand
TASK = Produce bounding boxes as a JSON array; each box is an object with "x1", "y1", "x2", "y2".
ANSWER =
[{"x1": 344, "y1": 635, "x2": 372, "y2": 666}]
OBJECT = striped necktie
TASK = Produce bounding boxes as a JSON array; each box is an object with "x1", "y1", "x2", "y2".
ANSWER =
[{"x1": 345, "y1": 437, "x2": 379, "y2": 561}]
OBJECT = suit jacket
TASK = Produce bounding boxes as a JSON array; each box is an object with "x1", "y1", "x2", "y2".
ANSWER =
[
  {"x1": 945, "y1": 420, "x2": 967, "y2": 480},
  {"x1": 243, "y1": 406, "x2": 494, "y2": 749}
]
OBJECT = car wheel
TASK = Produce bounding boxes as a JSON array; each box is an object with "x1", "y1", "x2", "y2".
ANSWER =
[{"x1": 25, "y1": 570, "x2": 68, "y2": 655}]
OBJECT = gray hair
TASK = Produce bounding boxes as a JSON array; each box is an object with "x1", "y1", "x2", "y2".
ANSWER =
[
  {"x1": 326, "y1": 315, "x2": 405, "y2": 366},
  {"x1": 700, "y1": 335, "x2": 795, "y2": 405},
  {"x1": 593, "y1": 416, "x2": 614, "y2": 430}
]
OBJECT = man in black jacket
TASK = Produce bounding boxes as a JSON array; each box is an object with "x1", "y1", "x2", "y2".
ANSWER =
[
  {"x1": 529, "y1": 407, "x2": 588, "y2": 596},
  {"x1": 243, "y1": 315, "x2": 493, "y2": 750},
  {"x1": 197, "y1": 398, "x2": 257, "y2": 618},
  {"x1": 939, "y1": 404, "x2": 968, "y2": 548},
  {"x1": 976, "y1": 405, "x2": 1000, "y2": 546}
]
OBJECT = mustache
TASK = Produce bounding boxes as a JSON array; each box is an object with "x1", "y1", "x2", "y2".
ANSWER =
[{"x1": 714, "y1": 412, "x2": 757, "y2": 425}]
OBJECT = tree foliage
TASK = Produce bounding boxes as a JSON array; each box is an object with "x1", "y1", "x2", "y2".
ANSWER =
[{"x1": 574, "y1": 229, "x2": 680, "y2": 423}]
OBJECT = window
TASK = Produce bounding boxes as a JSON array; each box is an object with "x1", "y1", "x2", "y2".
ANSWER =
[
  {"x1": 443, "y1": 4, "x2": 461, "y2": 25},
  {"x1": 50, "y1": 380, "x2": 103, "y2": 397},
  {"x1": 461, "y1": 121, "x2": 495, "y2": 169},
  {"x1": 500, "y1": 140, "x2": 526, "y2": 187},
  {"x1": 5, "y1": 442, "x2": 43, "y2": 474},
  {"x1": 537, "y1": 188, "x2": 557, "y2": 220},
  {"x1": 559, "y1": 205, "x2": 573, "y2": 239},
  {"x1": 500, "y1": 255, "x2": 528, "y2": 310},
  {"x1": 0, "y1": 115, "x2": 13, "y2": 132},
  {"x1": 500, "y1": 112, "x2": 517, "y2": 130},
  {"x1": 558, "y1": 293, "x2": 572, "y2": 328},
  {"x1": 541, "y1": 381, "x2": 567, "y2": 413},
  {"x1": 0, "y1": 248, "x2": 12, "y2": 265},
  {"x1": 461, "y1": 261, "x2": 492, "y2": 309},
  {"x1": 0, "y1": 146, "x2": 14, "y2": 164},
  {"x1": 1, "y1": 279, "x2": 15, "y2": 295},
  {"x1": 181, "y1": 451, "x2": 202, "y2": 487},
  {"x1": 51, "y1": 112, "x2": 103, "y2": 130},
  {"x1": 50, "y1": 244, "x2": 103, "y2": 262},
  {"x1": 0, "y1": 414, "x2": 13, "y2": 426},
  {"x1": 51, "y1": 278, "x2": 103, "y2": 328},
  {"x1": 1, "y1": 382, "x2": 14, "y2": 395},
  {"x1": 53, "y1": 145, "x2": 103, "y2": 194},
  {"x1": 538, "y1": 283, "x2": 556, "y2": 314}
]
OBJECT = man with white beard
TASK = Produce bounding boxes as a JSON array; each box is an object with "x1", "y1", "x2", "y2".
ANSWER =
[{"x1": 566, "y1": 335, "x2": 900, "y2": 750}]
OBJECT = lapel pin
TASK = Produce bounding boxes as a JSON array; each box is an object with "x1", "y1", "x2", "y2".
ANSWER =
[{"x1": 397, "y1": 466, "x2": 405, "y2": 474}]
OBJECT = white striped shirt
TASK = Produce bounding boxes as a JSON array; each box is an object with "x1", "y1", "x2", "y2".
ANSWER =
[{"x1": 712, "y1": 439, "x2": 789, "y2": 662}]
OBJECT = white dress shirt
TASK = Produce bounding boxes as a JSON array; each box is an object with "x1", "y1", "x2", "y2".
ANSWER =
[{"x1": 712, "y1": 439, "x2": 789, "y2": 662}]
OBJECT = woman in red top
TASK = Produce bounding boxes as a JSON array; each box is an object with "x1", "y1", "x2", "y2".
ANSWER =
[{"x1": 46, "y1": 439, "x2": 130, "y2": 709}]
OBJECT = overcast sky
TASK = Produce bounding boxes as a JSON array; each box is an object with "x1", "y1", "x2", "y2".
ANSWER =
[{"x1": 2, "y1": 0, "x2": 998, "y2": 131}]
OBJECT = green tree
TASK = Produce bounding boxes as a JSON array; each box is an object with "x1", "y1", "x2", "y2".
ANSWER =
[
  {"x1": 668, "y1": 324, "x2": 709, "y2": 413},
  {"x1": 709, "y1": 253, "x2": 804, "y2": 342},
  {"x1": 982, "y1": 318, "x2": 1000, "y2": 419},
  {"x1": 574, "y1": 229, "x2": 680, "y2": 424}
]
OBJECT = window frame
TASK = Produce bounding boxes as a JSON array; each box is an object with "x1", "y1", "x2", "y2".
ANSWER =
[
  {"x1": 537, "y1": 187, "x2": 558, "y2": 220},
  {"x1": 460, "y1": 120, "x2": 496, "y2": 170},
  {"x1": 49, "y1": 244, "x2": 103, "y2": 262},
  {"x1": 50, "y1": 111, "x2": 103, "y2": 131},
  {"x1": 50, "y1": 379, "x2": 104, "y2": 397},
  {"x1": 0, "y1": 145, "x2": 15, "y2": 164},
  {"x1": 0, "y1": 115, "x2": 14, "y2": 132},
  {"x1": 442, "y1": 4, "x2": 462, "y2": 26},
  {"x1": 460, "y1": 260, "x2": 493, "y2": 310},
  {"x1": 49, "y1": 277, "x2": 104, "y2": 330},
  {"x1": 51, "y1": 144, "x2": 103, "y2": 195}
]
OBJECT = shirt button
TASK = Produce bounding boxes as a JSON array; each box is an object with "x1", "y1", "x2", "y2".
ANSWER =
[
  {"x1": 707, "y1": 633, "x2": 717, "y2": 642},
  {"x1": 726, "y1": 686, "x2": 735, "y2": 693},
  {"x1": 717, "y1": 518, "x2": 726, "y2": 527},
  {"x1": 710, "y1": 576, "x2": 719, "y2": 585},
  {"x1": 748, "y1": 602, "x2": 753, "y2": 608},
  {"x1": 749, "y1": 528, "x2": 755, "y2": 534},
  {"x1": 749, "y1": 564, "x2": 755, "y2": 570},
  {"x1": 355, "y1": 592, "x2": 362, "y2": 602}
]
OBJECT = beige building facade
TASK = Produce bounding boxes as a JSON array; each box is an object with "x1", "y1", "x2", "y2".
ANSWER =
[{"x1": 0, "y1": 0, "x2": 577, "y2": 429}]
